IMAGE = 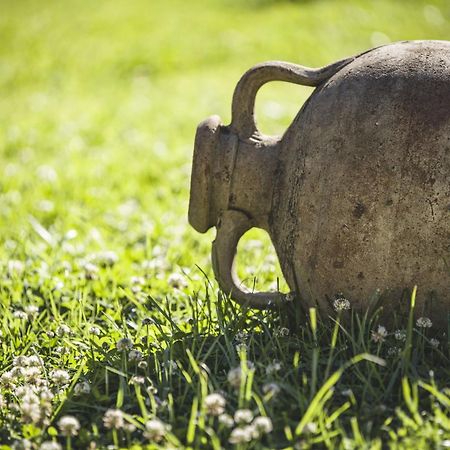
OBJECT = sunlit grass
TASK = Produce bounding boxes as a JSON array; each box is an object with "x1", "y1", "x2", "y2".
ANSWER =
[{"x1": 0, "y1": 0, "x2": 449, "y2": 448}]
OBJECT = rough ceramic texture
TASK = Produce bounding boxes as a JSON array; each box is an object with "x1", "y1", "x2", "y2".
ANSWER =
[{"x1": 189, "y1": 40, "x2": 450, "y2": 329}]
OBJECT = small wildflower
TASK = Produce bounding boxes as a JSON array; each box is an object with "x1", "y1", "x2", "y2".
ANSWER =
[
  {"x1": 24, "y1": 305, "x2": 39, "y2": 317},
  {"x1": 124, "y1": 422, "x2": 136, "y2": 433},
  {"x1": 162, "y1": 360, "x2": 177, "y2": 371},
  {"x1": 265, "y1": 360, "x2": 282, "y2": 375},
  {"x1": 144, "y1": 418, "x2": 168, "y2": 442},
  {"x1": 130, "y1": 375, "x2": 145, "y2": 385},
  {"x1": 333, "y1": 297, "x2": 351, "y2": 311},
  {"x1": 57, "y1": 415, "x2": 80, "y2": 436},
  {"x1": 128, "y1": 350, "x2": 143, "y2": 362},
  {"x1": 91, "y1": 250, "x2": 119, "y2": 267},
  {"x1": 274, "y1": 327, "x2": 289, "y2": 337},
  {"x1": 167, "y1": 272, "x2": 188, "y2": 289},
  {"x1": 204, "y1": 393, "x2": 226, "y2": 416},
  {"x1": 227, "y1": 367, "x2": 242, "y2": 388},
  {"x1": 303, "y1": 422, "x2": 318, "y2": 435},
  {"x1": 138, "y1": 361, "x2": 148, "y2": 369},
  {"x1": 262, "y1": 382, "x2": 281, "y2": 396},
  {"x1": 8, "y1": 260, "x2": 24, "y2": 275},
  {"x1": 56, "y1": 324, "x2": 71, "y2": 337},
  {"x1": 388, "y1": 346, "x2": 401, "y2": 357},
  {"x1": 253, "y1": 416, "x2": 273, "y2": 434},
  {"x1": 218, "y1": 413, "x2": 234, "y2": 427},
  {"x1": 83, "y1": 262, "x2": 99, "y2": 280},
  {"x1": 416, "y1": 317, "x2": 432, "y2": 328},
  {"x1": 13, "y1": 310, "x2": 28, "y2": 320},
  {"x1": 228, "y1": 427, "x2": 253, "y2": 444},
  {"x1": 50, "y1": 369, "x2": 70, "y2": 386},
  {"x1": 103, "y1": 409, "x2": 124, "y2": 430},
  {"x1": 89, "y1": 326, "x2": 101, "y2": 336},
  {"x1": 394, "y1": 329, "x2": 407, "y2": 341},
  {"x1": 116, "y1": 338, "x2": 133, "y2": 351},
  {"x1": 39, "y1": 442, "x2": 62, "y2": 450},
  {"x1": 371, "y1": 325, "x2": 388, "y2": 343},
  {"x1": 74, "y1": 381, "x2": 91, "y2": 395},
  {"x1": 234, "y1": 409, "x2": 253, "y2": 424},
  {"x1": 430, "y1": 338, "x2": 439, "y2": 348}
]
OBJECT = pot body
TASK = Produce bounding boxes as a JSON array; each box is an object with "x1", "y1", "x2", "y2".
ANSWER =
[{"x1": 271, "y1": 41, "x2": 450, "y2": 327}]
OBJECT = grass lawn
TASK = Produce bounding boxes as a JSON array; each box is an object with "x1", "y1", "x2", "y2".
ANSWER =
[{"x1": 0, "y1": 0, "x2": 449, "y2": 448}]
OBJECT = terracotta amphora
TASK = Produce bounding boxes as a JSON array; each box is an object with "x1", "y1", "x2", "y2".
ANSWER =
[{"x1": 189, "y1": 40, "x2": 450, "y2": 329}]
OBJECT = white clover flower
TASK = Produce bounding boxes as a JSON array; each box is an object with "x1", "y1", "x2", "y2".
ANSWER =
[
  {"x1": 13, "y1": 310, "x2": 28, "y2": 320},
  {"x1": 83, "y1": 262, "x2": 99, "y2": 280},
  {"x1": 371, "y1": 325, "x2": 388, "y2": 343},
  {"x1": 24, "y1": 305, "x2": 39, "y2": 317},
  {"x1": 56, "y1": 324, "x2": 71, "y2": 337},
  {"x1": 234, "y1": 409, "x2": 253, "y2": 424},
  {"x1": 218, "y1": 413, "x2": 234, "y2": 427},
  {"x1": 162, "y1": 360, "x2": 177, "y2": 371},
  {"x1": 144, "y1": 418, "x2": 168, "y2": 442},
  {"x1": 388, "y1": 346, "x2": 401, "y2": 357},
  {"x1": 274, "y1": 327, "x2": 289, "y2": 337},
  {"x1": 128, "y1": 350, "x2": 143, "y2": 362},
  {"x1": 91, "y1": 251, "x2": 119, "y2": 267},
  {"x1": 430, "y1": 338, "x2": 439, "y2": 348},
  {"x1": 416, "y1": 317, "x2": 432, "y2": 328},
  {"x1": 253, "y1": 416, "x2": 273, "y2": 434},
  {"x1": 21, "y1": 399, "x2": 41, "y2": 424},
  {"x1": 234, "y1": 331, "x2": 249, "y2": 344},
  {"x1": 8, "y1": 260, "x2": 24, "y2": 275},
  {"x1": 57, "y1": 415, "x2": 80, "y2": 436},
  {"x1": 74, "y1": 381, "x2": 91, "y2": 396},
  {"x1": 138, "y1": 361, "x2": 148, "y2": 369},
  {"x1": 303, "y1": 421, "x2": 318, "y2": 434},
  {"x1": 227, "y1": 367, "x2": 242, "y2": 388},
  {"x1": 228, "y1": 426, "x2": 253, "y2": 444},
  {"x1": 265, "y1": 360, "x2": 282, "y2": 375},
  {"x1": 262, "y1": 382, "x2": 281, "y2": 396},
  {"x1": 39, "y1": 442, "x2": 62, "y2": 450},
  {"x1": 333, "y1": 297, "x2": 351, "y2": 311},
  {"x1": 50, "y1": 369, "x2": 70, "y2": 386},
  {"x1": 130, "y1": 375, "x2": 145, "y2": 385},
  {"x1": 116, "y1": 338, "x2": 133, "y2": 351},
  {"x1": 167, "y1": 273, "x2": 188, "y2": 289},
  {"x1": 103, "y1": 409, "x2": 124, "y2": 430},
  {"x1": 89, "y1": 326, "x2": 101, "y2": 336},
  {"x1": 37, "y1": 165, "x2": 58, "y2": 183},
  {"x1": 204, "y1": 393, "x2": 226, "y2": 416},
  {"x1": 394, "y1": 329, "x2": 407, "y2": 341}
]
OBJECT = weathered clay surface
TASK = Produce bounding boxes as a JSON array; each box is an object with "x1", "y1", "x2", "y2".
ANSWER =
[{"x1": 189, "y1": 40, "x2": 450, "y2": 329}]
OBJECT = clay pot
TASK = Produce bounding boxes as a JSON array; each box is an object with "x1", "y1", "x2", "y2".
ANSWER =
[{"x1": 189, "y1": 40, "x2": 450, "y2": 329}]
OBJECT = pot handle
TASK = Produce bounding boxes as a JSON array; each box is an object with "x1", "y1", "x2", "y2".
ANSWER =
[
  {"x1": 230, "y1": 57, "x2": 354, "y2": 140},
  {"x1": 212, "y1": 209, "x2": 288, "y2": 309}
]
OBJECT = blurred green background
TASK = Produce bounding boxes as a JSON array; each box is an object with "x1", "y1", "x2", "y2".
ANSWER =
[{"x1": 0, "y1": 0, "x2": 449, "y2": 280}]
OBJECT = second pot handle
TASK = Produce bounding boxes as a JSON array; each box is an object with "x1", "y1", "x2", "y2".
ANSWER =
[
  {"x1": 230, "y1": 57, "x2": 354, "y2": 140},
  {"x1": 212, "y1": 209, "x2": 288, "y2": 309}
]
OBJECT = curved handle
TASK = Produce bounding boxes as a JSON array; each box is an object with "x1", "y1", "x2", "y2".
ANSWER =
[
  {"x1": 212, "y1": 209, "x2": 288, "y2": 309},
  {"x1": 230, "y1": 57, "x2": 354, "y2": 140}
]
